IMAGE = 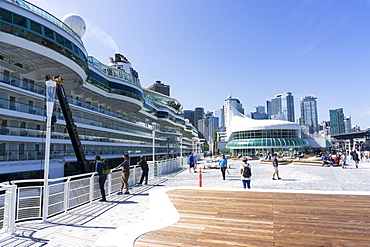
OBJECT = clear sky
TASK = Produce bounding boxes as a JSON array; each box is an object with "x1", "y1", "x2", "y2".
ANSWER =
[{"x1": 29, "y1": 0, "x2": 370, "y2": 129}]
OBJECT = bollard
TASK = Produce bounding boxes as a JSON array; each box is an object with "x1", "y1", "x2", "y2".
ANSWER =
[{"x1": 199, "y1": 166, "x2": 203, "y2": 187}]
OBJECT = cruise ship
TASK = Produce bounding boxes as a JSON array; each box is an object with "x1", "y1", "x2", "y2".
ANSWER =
[{"x1": 0, "y1": 0, "x2": 199, "y2": 181}]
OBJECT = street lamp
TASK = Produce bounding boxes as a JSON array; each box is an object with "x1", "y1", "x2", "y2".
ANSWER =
[
  {"x1": 152, "y1": 123, "x2": 156, "y2": 164},
  {"x1": 43, "y1": 79, "x2": 56, "y2": 222},
  {"x1": 180, "y1": 135, "x2": 183, "y2": 158}
]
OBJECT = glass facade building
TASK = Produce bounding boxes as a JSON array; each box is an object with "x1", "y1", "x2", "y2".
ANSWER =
[
  {"x1": 268, "y1": 92, "x2": 295, "y2": 122},
  {"x1": 300, "y1": 95, "x2": 319, "y2": 134},
  {"x1": 329, "y1": 108, "x2": 345, "y2": 136},
  {"x1": 225, "y1": 96, "x2": 308, "y2": 156}
]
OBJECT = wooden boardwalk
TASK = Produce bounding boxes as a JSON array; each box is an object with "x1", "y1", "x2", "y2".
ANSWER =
[{"x1": 135, "y1": 189, "x2": 370, "y2": 246}]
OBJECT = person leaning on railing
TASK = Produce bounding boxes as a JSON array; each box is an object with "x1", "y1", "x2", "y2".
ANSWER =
[
  {"x1": 95, "y1": 155, "x2": 107, "y2": 202},
  {"x1": 115, "y1": 154, "x2": 130, "y2": 195}
]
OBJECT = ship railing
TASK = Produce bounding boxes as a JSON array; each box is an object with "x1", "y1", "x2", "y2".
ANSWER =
[
  {"x1": 12, "y1": 0, "x2": 83, "y2": 45},
  {"x1": 0, "y1": 157, "x2": 185, "y2": 240},
  {"x1": 87, "y1": 56, "x2": 141, "y2": 87}
]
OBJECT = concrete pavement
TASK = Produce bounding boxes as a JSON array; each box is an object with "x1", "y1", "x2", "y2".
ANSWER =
[{"x1": 1, "y1": 157, "x2": 370, "y2": 246}]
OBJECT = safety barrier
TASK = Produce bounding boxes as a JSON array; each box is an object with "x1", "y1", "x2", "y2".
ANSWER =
[{"x1": 0, "y1": 157, "x2": 185, "y2": 240}]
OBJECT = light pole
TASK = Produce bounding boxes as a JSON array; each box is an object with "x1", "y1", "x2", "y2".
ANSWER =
[
  {"x1": 43, "y1": 79, "x2": 56, "y2": 222},
  {"x1": 152, "y1": 123, "x2": 156, "y2": 164},
  {"x1": 180, "y1": 135, "x2": 183, "y2": 158}
]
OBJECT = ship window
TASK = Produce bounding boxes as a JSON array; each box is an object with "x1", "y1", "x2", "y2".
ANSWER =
[
  {"x1": 0, "y1": 22, "x2": 12, "y2": 33},
  {"x1": 44, "y1": 27, "x2": 54, "y2": 40},
  {"x1": 64, "y1": 39, "x2": 72, "y2": 50},
  {"x1": 0, "y1": 8, "x2": 12, "y2": 22},
  {"x1": 13, "y1": 14, "x2": 27, "y2": 28},
  {"x1": 55, "y1": 33, "x2": 65, "y2": 46},
  {"x1": 41, "y1": 37, "x2": 55, "y2": 49},
  {"x1": 72, "y1": 44, "x2": 81, "y2": 56},
  {"x1": 30, "y1": 21, "x2": 42, "y2": 34},
  {"x1": 11, "y1": 25, "x2": 28, "y2": 38},
  {"x1": 28, "y1": 32, "x2": 43, "y2": 43}
]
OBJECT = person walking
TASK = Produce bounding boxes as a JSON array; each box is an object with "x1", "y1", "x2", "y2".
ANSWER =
[
  {"x1": 95, "y1": 155, "x2": 107, "y2": 202},
  {"x1": 272, "y1": 153, "x2": 281, "y2": 180},
  {"x1": 240, "y1": 157, "x2": 251, "y2": 189},
  {"x1": 116, "y1": 154, "x2": 130, "y2": 194},
  {"x1": 341, "y1": 152, "x2": 347, "y2": 169},
  {"x1": 219, "y1": 154, "x2": 228, "y2": 180},
  {"x1": 137, "y1": 156, "x2": 149, "y2": 185},
  {"x1": 188, "y1": 152, "x2": 197, "y2": 173},
  {"x1": 351, "y1": 151, "x2": 360, "y2": 168}
]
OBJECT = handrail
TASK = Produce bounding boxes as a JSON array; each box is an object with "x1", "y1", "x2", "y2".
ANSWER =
[
  {"x1": 13, "y1": 0, "x2": 84, "y2": 45},
  {"x1": 0, "y1": 158, "x2": 185, "y2": 240}
]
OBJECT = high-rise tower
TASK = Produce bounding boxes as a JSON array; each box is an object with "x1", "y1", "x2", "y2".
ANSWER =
[
  {"x1": 329, "y1": 108, "x2": 345, "y2": 135},
  {"x1": 268, "y1": 92, "x2": 295, "y2": 122},
  {"x1": 193, "y1": 107, "x2": 204, "y2": 130},
  {"x1": 300, "y1": 95, "x2": 319, "y2": 134},
  {"x1": 223, "y1": 95, "x2": 244, "y2": 127}
]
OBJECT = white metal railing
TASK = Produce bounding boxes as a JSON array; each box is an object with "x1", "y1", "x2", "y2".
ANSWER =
[{"x1": 0, "y1": 157, "x2": 185, "y2": 240}]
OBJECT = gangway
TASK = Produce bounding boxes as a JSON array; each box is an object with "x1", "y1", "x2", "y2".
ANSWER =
[{"x1": 47, "y1": 75, "x2": 89, "y2": 173}]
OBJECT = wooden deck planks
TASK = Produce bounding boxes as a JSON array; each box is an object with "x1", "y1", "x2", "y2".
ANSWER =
[{"x1": 135, "y1": 190, "x2": 370, "y2": 246}]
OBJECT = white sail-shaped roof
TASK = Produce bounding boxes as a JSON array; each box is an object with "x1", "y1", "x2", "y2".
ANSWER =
[{"x1": 226, "y1": 108, "x2": 301, "y2": 140}]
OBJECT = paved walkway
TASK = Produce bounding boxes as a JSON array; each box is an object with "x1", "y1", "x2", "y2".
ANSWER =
[{"x1": 1, "y1": 158, "x2": 370, "y2": 246}]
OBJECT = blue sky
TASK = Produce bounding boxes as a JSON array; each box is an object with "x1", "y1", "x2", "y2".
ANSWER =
[{"x1": 30, "y1": 0, "x2": 370, "y2": 129}]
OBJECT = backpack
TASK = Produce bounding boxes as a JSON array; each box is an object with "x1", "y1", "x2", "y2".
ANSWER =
[
  {"x1": 242, "y1": 164, "x2": 251, "y2": 178},
  {"x1": 101, "y1": 160, "x2": 111, "y2": 175}
]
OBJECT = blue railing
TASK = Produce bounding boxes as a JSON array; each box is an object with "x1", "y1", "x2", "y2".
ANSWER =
[{"x1": 13, "y1": 0, "x2": 83, "y2": 44}]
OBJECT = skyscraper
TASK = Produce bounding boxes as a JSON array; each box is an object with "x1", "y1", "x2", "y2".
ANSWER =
[
  {"x1": 268, "y1": 92, "x2": 295, "y2": 122},
  {"x1": 300, "y1": 95, "x2": 319, "y2": 134},
  {"x1": 198, "y1": 115, "x2": 219, "y2": 143},
  {"x1": 147, "y1": 80, "x2": 170, "y2": 96},
  {"x1": 183, "y1": 110, "x2": 194, "y2": 125},
  {"x1": 266, "y1": 100, "x2": 272, "y2": 117},
  {"x1": 329, "y1": 108, "x2": 345, "y2": 135},
  {"x1": 281, "y1": 92, "x2": 295, "y2": 122},
  {"x1": 344, "y1": 116, "x2": 352, "y2": 133},
  {"x1": 255, "y1": 106, "x2": 265, "y2": 114},
  {"x1": 251, "y1": 105, "x2": 268, "y2": 120},
  {"x1": 223, "y1": 95, "x2": 244, "y2": 127},
  {"x1": 193, "y1": 107, "x2": 204, "y2": 130},
  {"x1": 213, "y1": 109, "x2": 224, "y2": 127}
]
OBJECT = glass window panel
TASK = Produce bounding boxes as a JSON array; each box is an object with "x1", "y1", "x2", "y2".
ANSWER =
[
  {"x1": 0, "y1": 8, "x2": 12, "y2": 22},
  {"x1": 255, "y1": 139, "x2": 262, "y2": 146},
  {"x1": 44, "y1": 27, "x2": 54, "y2": 40},
  {"x1": 267, "y1": 139, "x2": 271, "y2": 146},
  {"x1": 65, "y1": 39, "x2": 72, "y2": 50},
  {"x1": 30, "y1": 21, "x2": 42, "y2": 33},
  {"x1": 10, "y1": 25, "x2": 28, "y2": 38},
  {"x1": 255, "y1": 130, "x2": 262, "y2": 138},
  {"x1": 0, "y1": 22, "x2": 12, "y2": 33},
  {"x1": 41, "y1": 37, "x2": 55, "y2": 49},
  {"x1": 28, "y1": 32, "x2": 43, "y2": 43},
  {"x1": 13, "y1": 14, "x2": 27, "y2": 27},
  {"x1": 55, "y1": 33, "x2": 64, "y2": 45}
]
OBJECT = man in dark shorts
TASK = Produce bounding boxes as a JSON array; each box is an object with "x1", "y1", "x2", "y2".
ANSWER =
[{"x1": 272, "y1": 153, "x2": 281, "y2": 180}]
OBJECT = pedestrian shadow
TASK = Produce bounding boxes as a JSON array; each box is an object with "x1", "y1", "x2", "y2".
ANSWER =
[
  {"x1": 133, "y1": 193, "x2": 149, "y2": 196},
  {"x1": 108, "y1": 200, "x2": 138, "y2": 204}
]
